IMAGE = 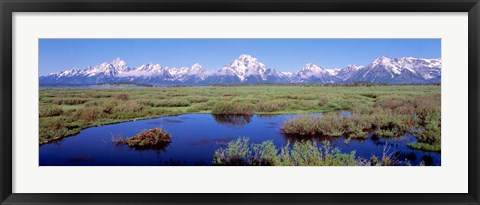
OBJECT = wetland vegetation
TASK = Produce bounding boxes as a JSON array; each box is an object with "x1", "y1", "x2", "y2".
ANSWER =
[{"x1": 39, "y1": 84, "x2": 441, "y2": 165}]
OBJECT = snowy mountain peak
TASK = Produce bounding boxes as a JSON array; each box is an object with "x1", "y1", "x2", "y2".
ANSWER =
[
  {"x1": 230, "y1": 54, "x2": 264, "y2": 68},
  {"x1": 300, "y1": 63, "x2": 324, "y2": 73},
  {"x1": 117, "y1": 63, "x2": 165, "y2": 77},
  {"x1": 39, "y1": 55, "x2": 442, "y2": 85},
  {"x1": 56, "y1": 67, "x2": 81, "y2": 77},
  {"x1": 326, "y1": 68, "x2": 341, "y2": 76},
  {"x1": 400, "y1": 56, "x2": 416, "y2": 61},
  {"x1": 82, "y1": 58, "x2": 129, "y2": 77},
  {"x1": 342, "y1": 56, "x2": 442, "y2": 83},
  {"x1": 136, "y1": 63, "x2": 163, "y2": 72},
  {"x1": 168, "y1": 64, "x2": 204, "y2": 78},
  {"x1": 111, "y1": 57, "x2": 127, "y2": 67},
  {"x1": 190, "y1": 63, "x2": 202, "y2": 72},
  {"x1": 237, "y1": 54, "x2": 257, "y2": 61},
  {"x1": 291, "y1": 63, "x2": 337, "y2": 83},
  {"x1": 221, "y1": 54, "x2": 268, "y2": 81},
  {"x1": 371, "y1": 56, "x2": 394, "y2": 65}
]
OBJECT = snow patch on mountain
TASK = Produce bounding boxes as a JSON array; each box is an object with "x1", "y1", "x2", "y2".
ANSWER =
[{"x1": 326, "y1": 68, "x2": 341, "y2": 76}]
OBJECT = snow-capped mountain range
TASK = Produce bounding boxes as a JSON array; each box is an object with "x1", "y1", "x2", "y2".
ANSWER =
[{"x1": 39, "y1": 54, "x2": 441, "y2": 85}]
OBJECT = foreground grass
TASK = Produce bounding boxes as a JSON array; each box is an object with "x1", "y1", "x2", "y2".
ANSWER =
[
  {"x1": 213, "y1": 137, "x2": 406, "y2": 166},
  {"x1": 39, "y1": 85, "x2": 440, "y2": 148}
]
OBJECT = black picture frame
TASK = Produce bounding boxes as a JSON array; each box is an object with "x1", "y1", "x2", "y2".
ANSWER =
[{"x1": 1, "y1": 0, "x2": 479, "y2": 204}]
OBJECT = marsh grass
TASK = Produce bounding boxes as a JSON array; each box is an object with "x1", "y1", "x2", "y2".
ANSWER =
[
  {"x1": 212, "y1": 137, "x2": 363, "y2": 166},
  {"x1": 39, "y1": 85, "x2": 440, "y2": 146},
  {"x1": 280, "y1": 89, "x2": 440, "y2": 151},
  {"x1": 280, "y1": 113, "x2": 372, "y2": 138},
  {"x1": 39, "y1": 106, "x2": 64, "y2": 117},
  {"x1": 51, "y1": 98, "x2": 87, "y2": 105}
]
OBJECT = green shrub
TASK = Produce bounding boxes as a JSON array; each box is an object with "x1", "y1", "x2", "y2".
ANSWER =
[
  {"x1": 280, "y1": 141, "x2": 323, "y2": 166},
  {"x1": 321, "y1": 142, "x2": 358, "y2": 166},
  {"x1": 281, "y1": 116, "x2": 320, "y2": 136},
  {"x1": 213, "y1": 137, "x2": 251, "y2": 165},
  {"x1": 115, "y1": 128, "x2": 171, "y2": 149},
  {"x1": 413, "y1": 107, "x2": 440, "y2": 145},
  {"x1": 211, "y1": 102, "x2": 254, "y2": 115},
  {"x1": 251, "y1": 140, "x2": 279, "y2": 165},
  {"x1": 416, "y1": 128, "x2": 441, "y2": 145},
  {"x1": 213, "y1": 138, "x2": 362, "y2": 166},
  {"x1": 281, "y1": 113, "x2": 370, "y2": 138}
]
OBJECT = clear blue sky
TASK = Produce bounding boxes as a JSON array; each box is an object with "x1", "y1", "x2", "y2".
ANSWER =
[{"x1": 39, "y1": 39, "x2": 441, "y2": 75}]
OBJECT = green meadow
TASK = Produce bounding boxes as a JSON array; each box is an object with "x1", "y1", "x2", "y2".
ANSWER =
[{"x1": 39, "y1": 85, "x2": 441, "y2": 153}]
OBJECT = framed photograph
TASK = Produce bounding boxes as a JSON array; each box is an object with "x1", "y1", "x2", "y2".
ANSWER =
[{"x1": 1, "y1": 0, "x2": 479, "y2": 204}]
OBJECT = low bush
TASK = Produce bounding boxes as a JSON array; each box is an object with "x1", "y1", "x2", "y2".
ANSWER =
[
  {"x1": 213, "y1": 137, "x2": 251, "y2": 165},
  {"x1": 251, "y1": 140, "x2": 279, "y2": 165},
  {"x1": 211, "y1": 102, "x2": 254, "y2": 115},
  {"x1": 416, "y1": 128, "x2": 441, "y2": 145},
  {"x1": 114, "y1": 128, "x2": 171, "y2": 149},
  {"x1": 280, "y1": 114, "x2": 371, "y2": 138},
  {"x1": 413, "y1": 108, "x2": 441, "y2": 144},
  {"x1": 213, "y1": 137, "x2": 362, "y2": 166},
  {"x1": 281, "y1": 116, "x2": 320, "y2": 136}
]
